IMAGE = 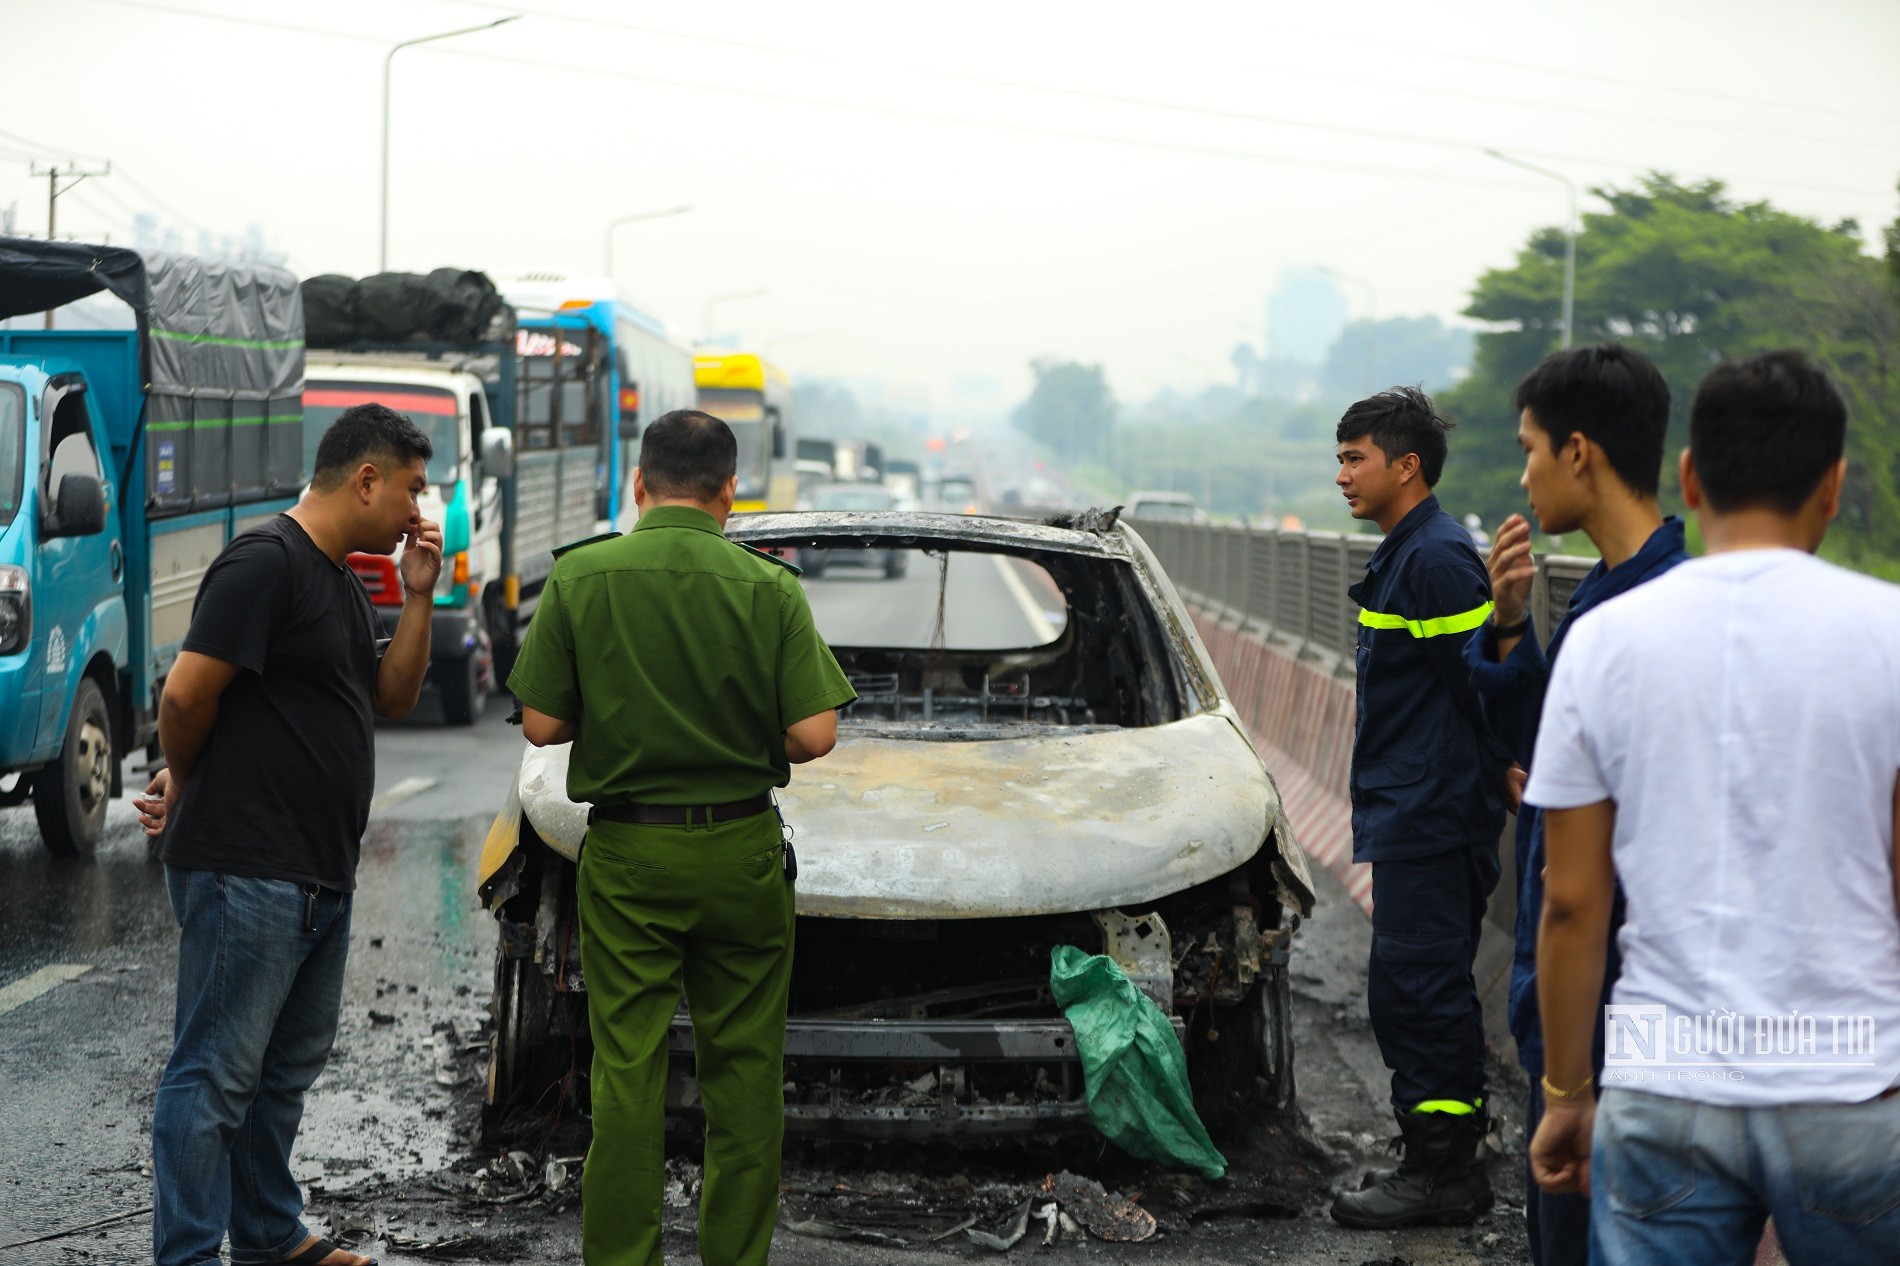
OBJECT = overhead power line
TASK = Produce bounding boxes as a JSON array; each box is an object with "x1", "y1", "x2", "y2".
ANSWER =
[
  {"x1": 0, "y1": 126, "x2": 217, "y2": 237},
  {"x1": 55, "y1": 0, "x2": 1900, "y2": 215},
  {"x1": 84, "y1": 0, "x2": 1900, "y2": 203},
  {"x1": 438, "y1": 0, "x2": 1900, "y2": 149}
]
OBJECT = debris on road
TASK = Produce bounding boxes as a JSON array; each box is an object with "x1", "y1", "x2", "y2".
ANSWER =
[
  {"x1": 966, "y1": 1195, "x2": 1036, "y2": 1252},
  {"x1": 663, "y1": 1157, "x2": 702, "y2": 1208},
  {"x1": 1039, "y1": 1171, "x2": 1158, "y2": 1242}
]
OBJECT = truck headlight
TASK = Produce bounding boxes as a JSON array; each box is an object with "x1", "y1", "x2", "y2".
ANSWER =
[{"x1": 0, "y1": 566, "x2": 29, "y2": 656}]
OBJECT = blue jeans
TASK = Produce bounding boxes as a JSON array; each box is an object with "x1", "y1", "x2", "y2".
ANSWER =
[
  {"x1": 152, "y1": 867, "x2": 353, "y2": 1266},
  {"x1": 1592, "y1": 1086, "x2": 1900, "y2": 1266}
]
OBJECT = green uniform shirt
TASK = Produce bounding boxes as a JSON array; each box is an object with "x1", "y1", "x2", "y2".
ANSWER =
[{"x1": 506, "y1": 505, "x2": 858, "y2": 807}]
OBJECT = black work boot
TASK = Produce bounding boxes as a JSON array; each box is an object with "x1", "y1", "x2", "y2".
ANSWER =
[{"x1": 1330, "y1": 1108, "x2": 1493, "y2": 1229}]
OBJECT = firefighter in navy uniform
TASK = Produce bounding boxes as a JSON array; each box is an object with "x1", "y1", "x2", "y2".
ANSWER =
[{"x1": 1327, "y1": 388, "x2": 1519, "y2": 1229}]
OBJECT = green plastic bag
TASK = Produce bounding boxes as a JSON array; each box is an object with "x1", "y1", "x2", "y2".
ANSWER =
[{"x1": 1049, "y1": 944, "x2": 1227, "y2": 1180}]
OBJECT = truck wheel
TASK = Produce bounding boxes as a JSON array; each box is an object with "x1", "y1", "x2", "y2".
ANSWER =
[
  {"x1": 36, "y1": 677, "x2": 113, "y2": 856},
  {"x1": 440, "y1": 651, "x2": 485, "y2": 726}
]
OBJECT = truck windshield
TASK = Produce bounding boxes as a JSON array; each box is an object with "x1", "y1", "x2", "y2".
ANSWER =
[
  {"x1": 303, "y1": 383, "x2": 460, "y2": 486},
  {"x1": 0, "y1": 383, "x2": 22, "y2": 528}
]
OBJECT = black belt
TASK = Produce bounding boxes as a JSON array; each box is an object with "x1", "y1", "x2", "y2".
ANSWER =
[{"x1": 588, "y1": 793, "x2": 774, "y2": 827}]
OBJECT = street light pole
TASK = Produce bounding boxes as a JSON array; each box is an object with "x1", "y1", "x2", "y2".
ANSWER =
[
  {"x1": 1319, "y1": 266, "x2": 1377, "y2": 395},
  {"x1": 381, "y1": 16, "x2": 519, "y2": 271},
  {"x1": 1484, "y1": 148, "x2": 1577, "y2": 349},
  {"x1": 703, "y1": 289, "x2": 768, "y2": 345},
  {"x1": 603, "y1": 204, "x2": 692, "y2": 278}
]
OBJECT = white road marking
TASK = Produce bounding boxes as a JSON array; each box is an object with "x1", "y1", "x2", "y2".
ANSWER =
[
  {"x1": 0, "y1": 963, "x2": 93, "y2": 1018},
  {"x1": 369, "y1": 776, "x2": 437, "y2": 815},
  {"x1": 991, "y1": 555, "x2": 1060, "y2": 645}
]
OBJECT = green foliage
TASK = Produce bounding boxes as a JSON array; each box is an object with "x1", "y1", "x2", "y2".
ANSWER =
[
  {"x1": 1012, "y1": 359, "x2": 1117, "y2": 465},
  {"x1": 1437, "y1": 173, "x2": 1900, "y2": 568}
]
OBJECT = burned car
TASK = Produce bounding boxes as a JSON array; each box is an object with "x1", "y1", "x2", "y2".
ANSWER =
[{"x1": 476, "y1": 509, "x2": 1315, "y2": 1141}]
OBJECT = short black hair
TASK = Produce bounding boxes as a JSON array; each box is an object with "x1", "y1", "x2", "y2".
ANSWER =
[
  {"x1": 312, "y1": 402, "x2": 433, "y2": 491},
  {"x1": 1514, "y1": 344, "x2": 1670, "y2": 497},
  {"x1": 1336, "y1": 386, "x2": 1455, "y2": 487},
  {"x1": 1689, "y1": 351, "x2": 1846, "y2": 515},
  {"x1": 640, "y1": 409, "x2": 737, "y2": 500}
]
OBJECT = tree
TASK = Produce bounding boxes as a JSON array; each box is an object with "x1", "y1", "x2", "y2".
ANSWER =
[
  {"x1": 1437, "y1": 173, "x2": 1900, "y2": 572},
  {"x1": 1012, "y1": 359, "x2": 1117, "y2": 465},
  {"x1": 1319, "y1": 315, "x2": 1475, "y2": 402}
]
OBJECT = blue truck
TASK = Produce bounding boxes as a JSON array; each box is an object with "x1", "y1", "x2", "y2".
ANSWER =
[{"x1": 0, "y1": 238, "x2": 304, "y2": 854}]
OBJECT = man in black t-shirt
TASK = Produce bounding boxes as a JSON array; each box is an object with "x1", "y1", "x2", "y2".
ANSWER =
[{"x1": 135, "y1": 403, "x2": 442, "y2": 1266}]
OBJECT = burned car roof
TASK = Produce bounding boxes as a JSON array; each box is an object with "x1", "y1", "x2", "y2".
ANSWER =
[
  {"x1": 726, "y1": 509, "x2": 1134, "y2": 558},
  {"x1": 498, "y1": 503, "x2": 1317, "y2": 922}
]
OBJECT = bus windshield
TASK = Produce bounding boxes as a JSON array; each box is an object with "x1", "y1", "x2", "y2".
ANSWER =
[
  {"x1": 303, "y1": 383, "x2": 460, "y2": 486},
  {"x1": 698, "y1": 387, "x2": 769, "y2": 497},
  {"x1": 0, "y1": 383, "x2": 22, "y2": 528}
]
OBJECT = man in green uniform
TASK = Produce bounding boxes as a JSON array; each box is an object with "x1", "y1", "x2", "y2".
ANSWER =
[{"x1": 507, "y1": 409, "x2": 857, "y2": 1266}]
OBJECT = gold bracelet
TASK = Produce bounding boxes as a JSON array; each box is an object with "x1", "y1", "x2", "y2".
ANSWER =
[{"x1": 1541, "y1": 1074, "x2": 1594, "y2": 1102}]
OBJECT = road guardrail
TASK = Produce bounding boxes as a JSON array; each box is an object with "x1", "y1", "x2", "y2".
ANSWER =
[{"x1": 1133, "y1": 517, "x2": 1596, "y2": 676}]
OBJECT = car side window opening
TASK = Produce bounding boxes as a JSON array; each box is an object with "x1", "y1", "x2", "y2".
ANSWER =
[{"x1": 45, "y1": 386, "x2": 102, "y2": 514}]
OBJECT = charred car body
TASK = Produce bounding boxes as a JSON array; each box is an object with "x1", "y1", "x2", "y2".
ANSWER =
[{"x1": 477, "y1": 509, "x2": 1315, "y2": 1140}]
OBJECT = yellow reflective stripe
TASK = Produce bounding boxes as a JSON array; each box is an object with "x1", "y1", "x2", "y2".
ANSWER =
[
  {"x1": 1357, "y1": 602, "x2": 1495, "y2": 639},
  {"x1": 1410, "y1": 1099, "x2": 1478, "y2": 1115}
]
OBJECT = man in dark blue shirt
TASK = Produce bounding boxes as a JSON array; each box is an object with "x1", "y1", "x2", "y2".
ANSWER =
[
  {"x1": 1331, "y1": 388, "x2": 1518, "y2": 1230},
  {"x1": 1462, "y1": 345, "x2": 1683, "y2": 1266}
]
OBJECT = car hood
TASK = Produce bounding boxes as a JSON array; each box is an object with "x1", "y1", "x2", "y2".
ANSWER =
[{"x1": 513, "y1": 709, "x2": 1313, "y2": 919}]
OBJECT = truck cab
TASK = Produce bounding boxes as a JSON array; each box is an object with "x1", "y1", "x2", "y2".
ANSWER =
[
  {"x1": 0, "y1": 237, "x2": 306, "y2": 855},
  {"x1": 302, "y1": 356, "x2": 513, "y2": 724},
  {"x1": 0, "y1": 355, "x2": 127, "y2": 851}
]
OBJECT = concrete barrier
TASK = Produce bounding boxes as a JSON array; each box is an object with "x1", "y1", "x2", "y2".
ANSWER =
[{"x1": 1188, "y1": 603, "x2": 1519, "y2": 1051}]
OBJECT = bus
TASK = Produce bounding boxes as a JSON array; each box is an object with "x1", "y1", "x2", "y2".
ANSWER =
[
  {"x1": 496, "y1": 272, "x2": 696, "y2": 546},
  {"x1": 694, "y1": 352, "x2": 796, "y2": 512}
]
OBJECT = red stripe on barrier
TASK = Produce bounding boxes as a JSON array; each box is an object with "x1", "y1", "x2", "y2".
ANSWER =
[{"x1": 1195, "y1": 603, "x2": 1368, "y2": 915}]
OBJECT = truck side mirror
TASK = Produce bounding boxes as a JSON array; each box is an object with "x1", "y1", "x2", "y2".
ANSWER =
[
  {"x1": 480, "y1": 426, "x2": 515, "y2": 479},
  {"x1": 44, "y1": 473, "x2": 107, "y2": 538}
]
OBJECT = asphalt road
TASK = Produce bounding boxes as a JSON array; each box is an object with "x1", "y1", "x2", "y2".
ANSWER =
[{"x1": 0, "y1": 560, "x2": 1531, "y2": 1265}]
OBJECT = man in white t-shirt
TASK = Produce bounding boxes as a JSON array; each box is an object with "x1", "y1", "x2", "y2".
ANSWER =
[{"x1": 1524, "y1": 350, "x2": 1900, "y2": 1265}]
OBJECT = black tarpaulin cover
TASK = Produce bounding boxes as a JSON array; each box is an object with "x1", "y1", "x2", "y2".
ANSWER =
[
  {"x1": 302, "y1": 268, "x2": 505, "y2": 347},
  {"x1": 0, "y1": 236, "x2": 305, "y2": 511},
  {"x1": 0, "y1": 237, "x2": 148, "y2": 318}
]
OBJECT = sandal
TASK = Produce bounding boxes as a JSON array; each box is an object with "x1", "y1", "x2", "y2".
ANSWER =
[{"x1": 268, "y1": 1238, "x2": 378, "y2": 1266}]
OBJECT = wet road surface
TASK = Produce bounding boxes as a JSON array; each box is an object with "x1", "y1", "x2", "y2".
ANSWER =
[{"x1": 1, "y1": 571, "x2": 1532, "y2": 1264}]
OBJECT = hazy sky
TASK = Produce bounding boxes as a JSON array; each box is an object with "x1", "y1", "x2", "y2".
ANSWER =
[{"x1": 5, "y1": 0, "x2": 1898, "y2": 411}]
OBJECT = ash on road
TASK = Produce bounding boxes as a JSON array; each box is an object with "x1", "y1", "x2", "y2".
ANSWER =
[{"x1": 1, "y1": 570, "x2": 1533, "y2": 1264}]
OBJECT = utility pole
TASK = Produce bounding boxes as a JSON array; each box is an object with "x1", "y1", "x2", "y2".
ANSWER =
[
  {"x1": 381, "y1": 16, "x2": 519, "y2": 270},
  {"x1": 604, "y1": 205, "x2": 691, "y2": 279},
  {"x1": 1484, "y1": 148, "x2": 1577, "y2": 349},
  {"x1": 30, "y1": 160, "x2": 111, "y2": 328}
]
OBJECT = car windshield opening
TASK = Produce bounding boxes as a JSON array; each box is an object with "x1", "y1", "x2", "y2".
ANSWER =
[{"x1": 767, "y1": 538, "x2": 1186, "y2": 731}]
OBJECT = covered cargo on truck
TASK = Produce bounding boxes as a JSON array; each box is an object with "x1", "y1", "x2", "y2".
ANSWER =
[{"x1": 0, "y1": 237, "x2": 304, "y2": 853}]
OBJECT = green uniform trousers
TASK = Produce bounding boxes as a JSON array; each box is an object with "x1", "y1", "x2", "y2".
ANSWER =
[{"x1": 576, "y1": 811, "x2": 794, "y2": 1266}]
